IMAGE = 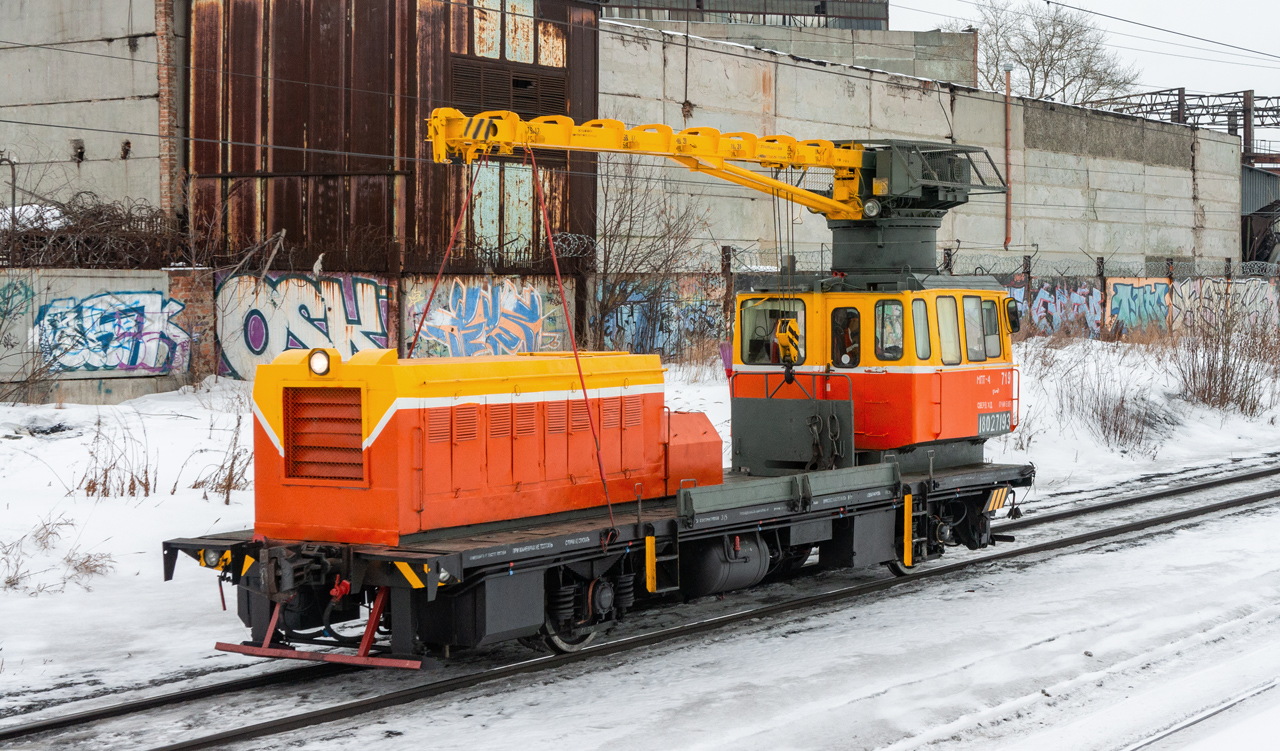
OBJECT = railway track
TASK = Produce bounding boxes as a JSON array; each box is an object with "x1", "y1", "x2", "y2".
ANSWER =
[{"x1": 5, "y1": 464, "x2": 1280, "y2": 750}]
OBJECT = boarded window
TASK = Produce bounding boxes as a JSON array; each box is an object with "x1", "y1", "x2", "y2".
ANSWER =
[
  {"x1": 937, "y1": 296, "x2": 961, "y2": 366},
  {"x1": 474, "y1": 0, "x2": 501, "y2": 59},
  {"x1": 505, "y1": 0, "x2": 534, "y2": 63}
]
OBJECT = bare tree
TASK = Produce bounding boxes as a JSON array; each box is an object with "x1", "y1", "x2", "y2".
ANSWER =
[
  {"x1": 947, "y1": 0, "x2": 1140, "y2": 104},
  {"x1": 590, "y1": 154, "x2": 712, "y2": 354}
]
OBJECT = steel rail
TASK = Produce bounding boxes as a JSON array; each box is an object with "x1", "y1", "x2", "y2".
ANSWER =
[
  {"x1": 996, "y1": 463, "x2": 1280, "y2": 532},
  {"x1": 147, "y1": 484, "x2": 1280, "y2": 751},
  {"x1": 0, "y1": 663, "x2": 352, "y2": 743},
  {"x1": 7, "y1": 462, "x2": 1278, "y2": 746}
]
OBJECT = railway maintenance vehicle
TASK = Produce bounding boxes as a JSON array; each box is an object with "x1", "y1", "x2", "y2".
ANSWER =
[{"x1": 164, "y1": 109, "x2": 1034, "y2": 668}]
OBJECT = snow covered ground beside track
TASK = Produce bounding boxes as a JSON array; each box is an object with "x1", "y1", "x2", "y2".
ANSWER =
[{"x1": 1, "y1": 338, "x2": 1279, "y2": 748}]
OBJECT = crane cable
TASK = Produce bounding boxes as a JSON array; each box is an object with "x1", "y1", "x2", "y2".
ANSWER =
[
  {"x1": 407, "y1": 156, "x2": 485, "y2": 357},
  {"x1": 527, "y1": 150, "x2": 618, "y2": 542}
]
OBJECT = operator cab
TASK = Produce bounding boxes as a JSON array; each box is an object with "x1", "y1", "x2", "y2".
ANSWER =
[{"x1": 730, "y1": 286, "x2": 1022, "y2": 475}]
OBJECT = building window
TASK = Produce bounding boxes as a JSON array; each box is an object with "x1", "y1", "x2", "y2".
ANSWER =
[{"x1": 982, "y1": 299, "x2": 1002, "y2": 358}]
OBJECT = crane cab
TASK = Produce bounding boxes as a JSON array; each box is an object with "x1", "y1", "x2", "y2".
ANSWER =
[{"x1": 730, "y1": 286, "x2": 1021, "y2": 475}]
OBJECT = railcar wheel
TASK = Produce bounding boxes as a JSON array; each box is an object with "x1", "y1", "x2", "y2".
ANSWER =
[
  {"x1": 544, "y1": 628, "x2": 596, "y2": 653},
  {"x1": 886, "y1": 560, "x2": 922, "y2": 577}
]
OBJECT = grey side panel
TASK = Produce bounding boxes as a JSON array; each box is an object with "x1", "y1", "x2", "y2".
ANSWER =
[
  {"x1": 679, "y1": 463, "x2": 900, "y2": 519},
  {"x1": 421, "y1": 569, "x2": 544, "y2": 647},
  {"x1": 731, "y1": 397, "x2": 854, "y2": 477},
  {"x1": 852, "y1": 508, "x2": 897, "y2": 567}
]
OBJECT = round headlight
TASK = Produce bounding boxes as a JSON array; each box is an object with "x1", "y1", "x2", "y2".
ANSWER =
[
  {"x1": 308, "y1": 350, "x2": 331, "y2": 376},
  {"x1": 863, "y1": 199, "x2": 882, "y2": 218},
  {"x1": 202, "y1": 548, "x2": 223, "y2": 567}
]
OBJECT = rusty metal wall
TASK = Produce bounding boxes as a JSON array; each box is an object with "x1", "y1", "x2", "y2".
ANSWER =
[{"x1": 187, "y1": 0, "x2": 598, "y2": 276}]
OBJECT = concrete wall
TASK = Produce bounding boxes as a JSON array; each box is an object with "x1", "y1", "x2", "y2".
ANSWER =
[
  {"x1": 401, "y1": 275, "x2": 574, "y2": 359},
  {"x1": 215, "y1": 272, "x2": 395, "y2": 380},
  {"x1": 0, "y1": 1, "x2": 177, "y2": 208},
  {"x1": 599, "y1": 21, "x2": 1242, "y2": 271},
  {"x1": 611, "y1": 21, "x2": 977, "y2": 86},
  {"x1": 0, "y1": 267, "x2": 214, "y2": 404}
]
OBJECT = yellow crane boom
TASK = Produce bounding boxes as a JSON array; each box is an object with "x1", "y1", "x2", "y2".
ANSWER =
[{"x1": 426, "y1": 108, "x2": 869, "y2": 221}]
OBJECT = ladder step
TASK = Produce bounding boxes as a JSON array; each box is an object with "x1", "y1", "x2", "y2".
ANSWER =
[
  {"x1": 654, "y1": 554, "x2": 679, "y2": 562},
  {"x1": 652, "y1": 585, "x2": 681, "y2": 593}
]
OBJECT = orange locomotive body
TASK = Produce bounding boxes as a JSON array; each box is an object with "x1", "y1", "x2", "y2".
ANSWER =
[
  {"x1": 731, "y1": 288, "x2": 1018, "y2": 466},
  {"x1": 252, "y1": 348, "x2": 722, "y2": 546}
]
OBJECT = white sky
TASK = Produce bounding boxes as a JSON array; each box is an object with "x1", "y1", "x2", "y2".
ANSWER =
[{"x1": 888, "y1": 0, "x2": 1280, "y2": 141}]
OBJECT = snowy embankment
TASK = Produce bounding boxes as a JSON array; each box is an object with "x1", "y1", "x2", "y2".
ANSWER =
[{"x1": 1, "y1": 338, "x2": 1279, "y2": 736}]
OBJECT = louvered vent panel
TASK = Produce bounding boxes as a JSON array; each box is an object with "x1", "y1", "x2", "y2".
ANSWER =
[
  {"x1": 428, "y1": 407, "x2": 451, "y2": 443},
  {"x1": 454, "y1": 404, "x2": 479, "y2": 441},
  {"x1": 452, "y1": 61, "x2": 483, "y2": 113},
  {"x1": 512, "y1": 75, "x2": 539, "y2": 118},
  {"x1": 481, "y1": 69, "x2": 511, "y2": 111},
  {"x1": 515, "y1": 403, "x2": 538, "y2": 436},
  {"x1": 540, "y1": 75, "x2": 567, "y2": 114},
  {"x1": 489, "y1": 403, "x2": 512, "y2": 437},
  {"x1": 546, "y1": 401, "x2": 567, "y2": 434},
  {"x1": 623, "y1": 395, "x2": 643, "y2": 428},
  {"x1": 570, "y1": 400, "x2": 591, "y2": 433},
  {"x1": 284, "y1": 388, "x2": 363, "y2": 480},
  {"x1": 601, "y1": 397, "x2": 621, "y2": 429}
]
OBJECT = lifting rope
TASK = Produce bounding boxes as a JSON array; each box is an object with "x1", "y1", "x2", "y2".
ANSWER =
[
  {"x1": 527, "y1": 150, "x2": 618, "y2": 537},
  {"x1": 407, "y1": 158, "x2": 484, "y2": 357}
]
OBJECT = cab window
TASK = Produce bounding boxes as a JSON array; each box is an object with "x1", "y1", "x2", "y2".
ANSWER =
[
  {"x1": 874, "y1": 300, "x2": 904, "y2": 361},
  {"x1": 912, "y1": 299, "x2": 931, "y2": 360},
  {"x1": 830, "y1": 308, "x2": 860, "y2": 368},
  {"x1": 937, "y1": 296, "x2": 961, "y2": 365},
  {"x1": 962, "y1": 296, "x2": 986, "y2": 362},
  {"x1": 740, "y1": 298, "x2": 806, "y2": 365},
  {"x1": 982, "y1": 299, "x2": 1002, "y2": 357}
]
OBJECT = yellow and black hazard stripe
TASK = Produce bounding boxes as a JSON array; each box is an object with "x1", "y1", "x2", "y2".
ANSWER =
[
  {"x1": 984, "y1": 486, "x2": 1012, "y2": 513},
  {"x1": 394, "y1": 561, "x2": 430, "y2": 589}
]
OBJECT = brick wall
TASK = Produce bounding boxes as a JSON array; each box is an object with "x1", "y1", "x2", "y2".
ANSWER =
[
  {"x1": 155, "y1": 0, "x2": 181, "y2": 217},
  {"x1": 166, "y1": 269, "x2": 216, "y2": 381}
]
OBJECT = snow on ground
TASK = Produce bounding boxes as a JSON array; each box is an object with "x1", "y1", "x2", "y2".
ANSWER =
[{"x1": 1, "y1": 339, "x2": 1280, "y2": 747}]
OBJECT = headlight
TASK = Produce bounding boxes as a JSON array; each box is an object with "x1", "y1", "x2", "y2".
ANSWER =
[
  {"x1": 202, "y1": 548, "x2": 223, "y2": 567},
  {"x1": 863, "y1": 199, "x2": 882, "y2": 218},
  {"x1": 308, "y1": 349, "x2": 331, "y2": 376}
]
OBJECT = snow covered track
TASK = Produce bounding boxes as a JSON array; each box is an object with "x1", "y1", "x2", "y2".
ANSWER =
[
  {"x1": 0, "y1": 664, "x2": 349, "y2": 745},
  {"x1": 138, "y1": 479, "x2": 1280, "y2": 751}
]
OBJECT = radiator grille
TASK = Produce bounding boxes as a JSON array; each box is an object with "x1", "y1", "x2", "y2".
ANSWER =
[
  {"x1": 428, "y1": 408, "x2": 450, "y2": 443},
  {"x1": 454, "y1": 404, "x2": 479, "y2": 441},
  {"x1": 490, "y1": 403, "x2": 512, "y2": 438},
  {"x1": 623, "y1": 395, "x2": 643, "y2": 428},
  {"x1": 283, "y1": 388, "x2": 363, "y2": 481},
  {"x1": 570, "y1": 400, "x2": 591, "y2": 433},
  {"x1": 547, "y1": 401, "x2": 567, "y2": 434},
  {"x1": 601, "y1": 397, "x2": 621, "y2": 429},
  {"x1": 515, "y1": 403, "x2": 538, "y2": 436}
]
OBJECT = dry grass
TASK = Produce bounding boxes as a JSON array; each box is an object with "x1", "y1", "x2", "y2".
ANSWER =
[
  {"x1": 62, "y1": 547, "x2": 115, "y2": 589},
  {"x1": 1171, "y1": 303, "x2": 1280, "y2": 417},
  {"x1": 1, "y1": 537, "x2": 30, "y2": 591},
  {"x1": 190, "y1": 415, "x2": 252, "y2": 504},
  {"x1": 74, "y1": 415, "x2": 158, "y2": 498},
  {"x1": 30, "y1": 512, "x2": 74, "y2": 551}
]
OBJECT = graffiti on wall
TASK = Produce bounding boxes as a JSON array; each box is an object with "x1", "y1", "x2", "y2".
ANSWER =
[
  {"x1": 1106, "y1": 278, "x2": 1171, "y2": 331},
  {"x1": 33, "y1": 291, "x2": 191, "y2": 375},
  {"x1": 1005, "y1": 277, "x2": 1102, "y2": 334},
  {"x1": 402, "y1": 276, "x2": 569, "y2": 358},
  {"x1": 216, "y1": 272, "x2": 390, "y2": 379},
  {"x1": 1170, "y1": 278, "x2": 1280, "y2": 329},
  {"x1": 598, "y1": 275, "x2": 726, "y2": 357}
]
